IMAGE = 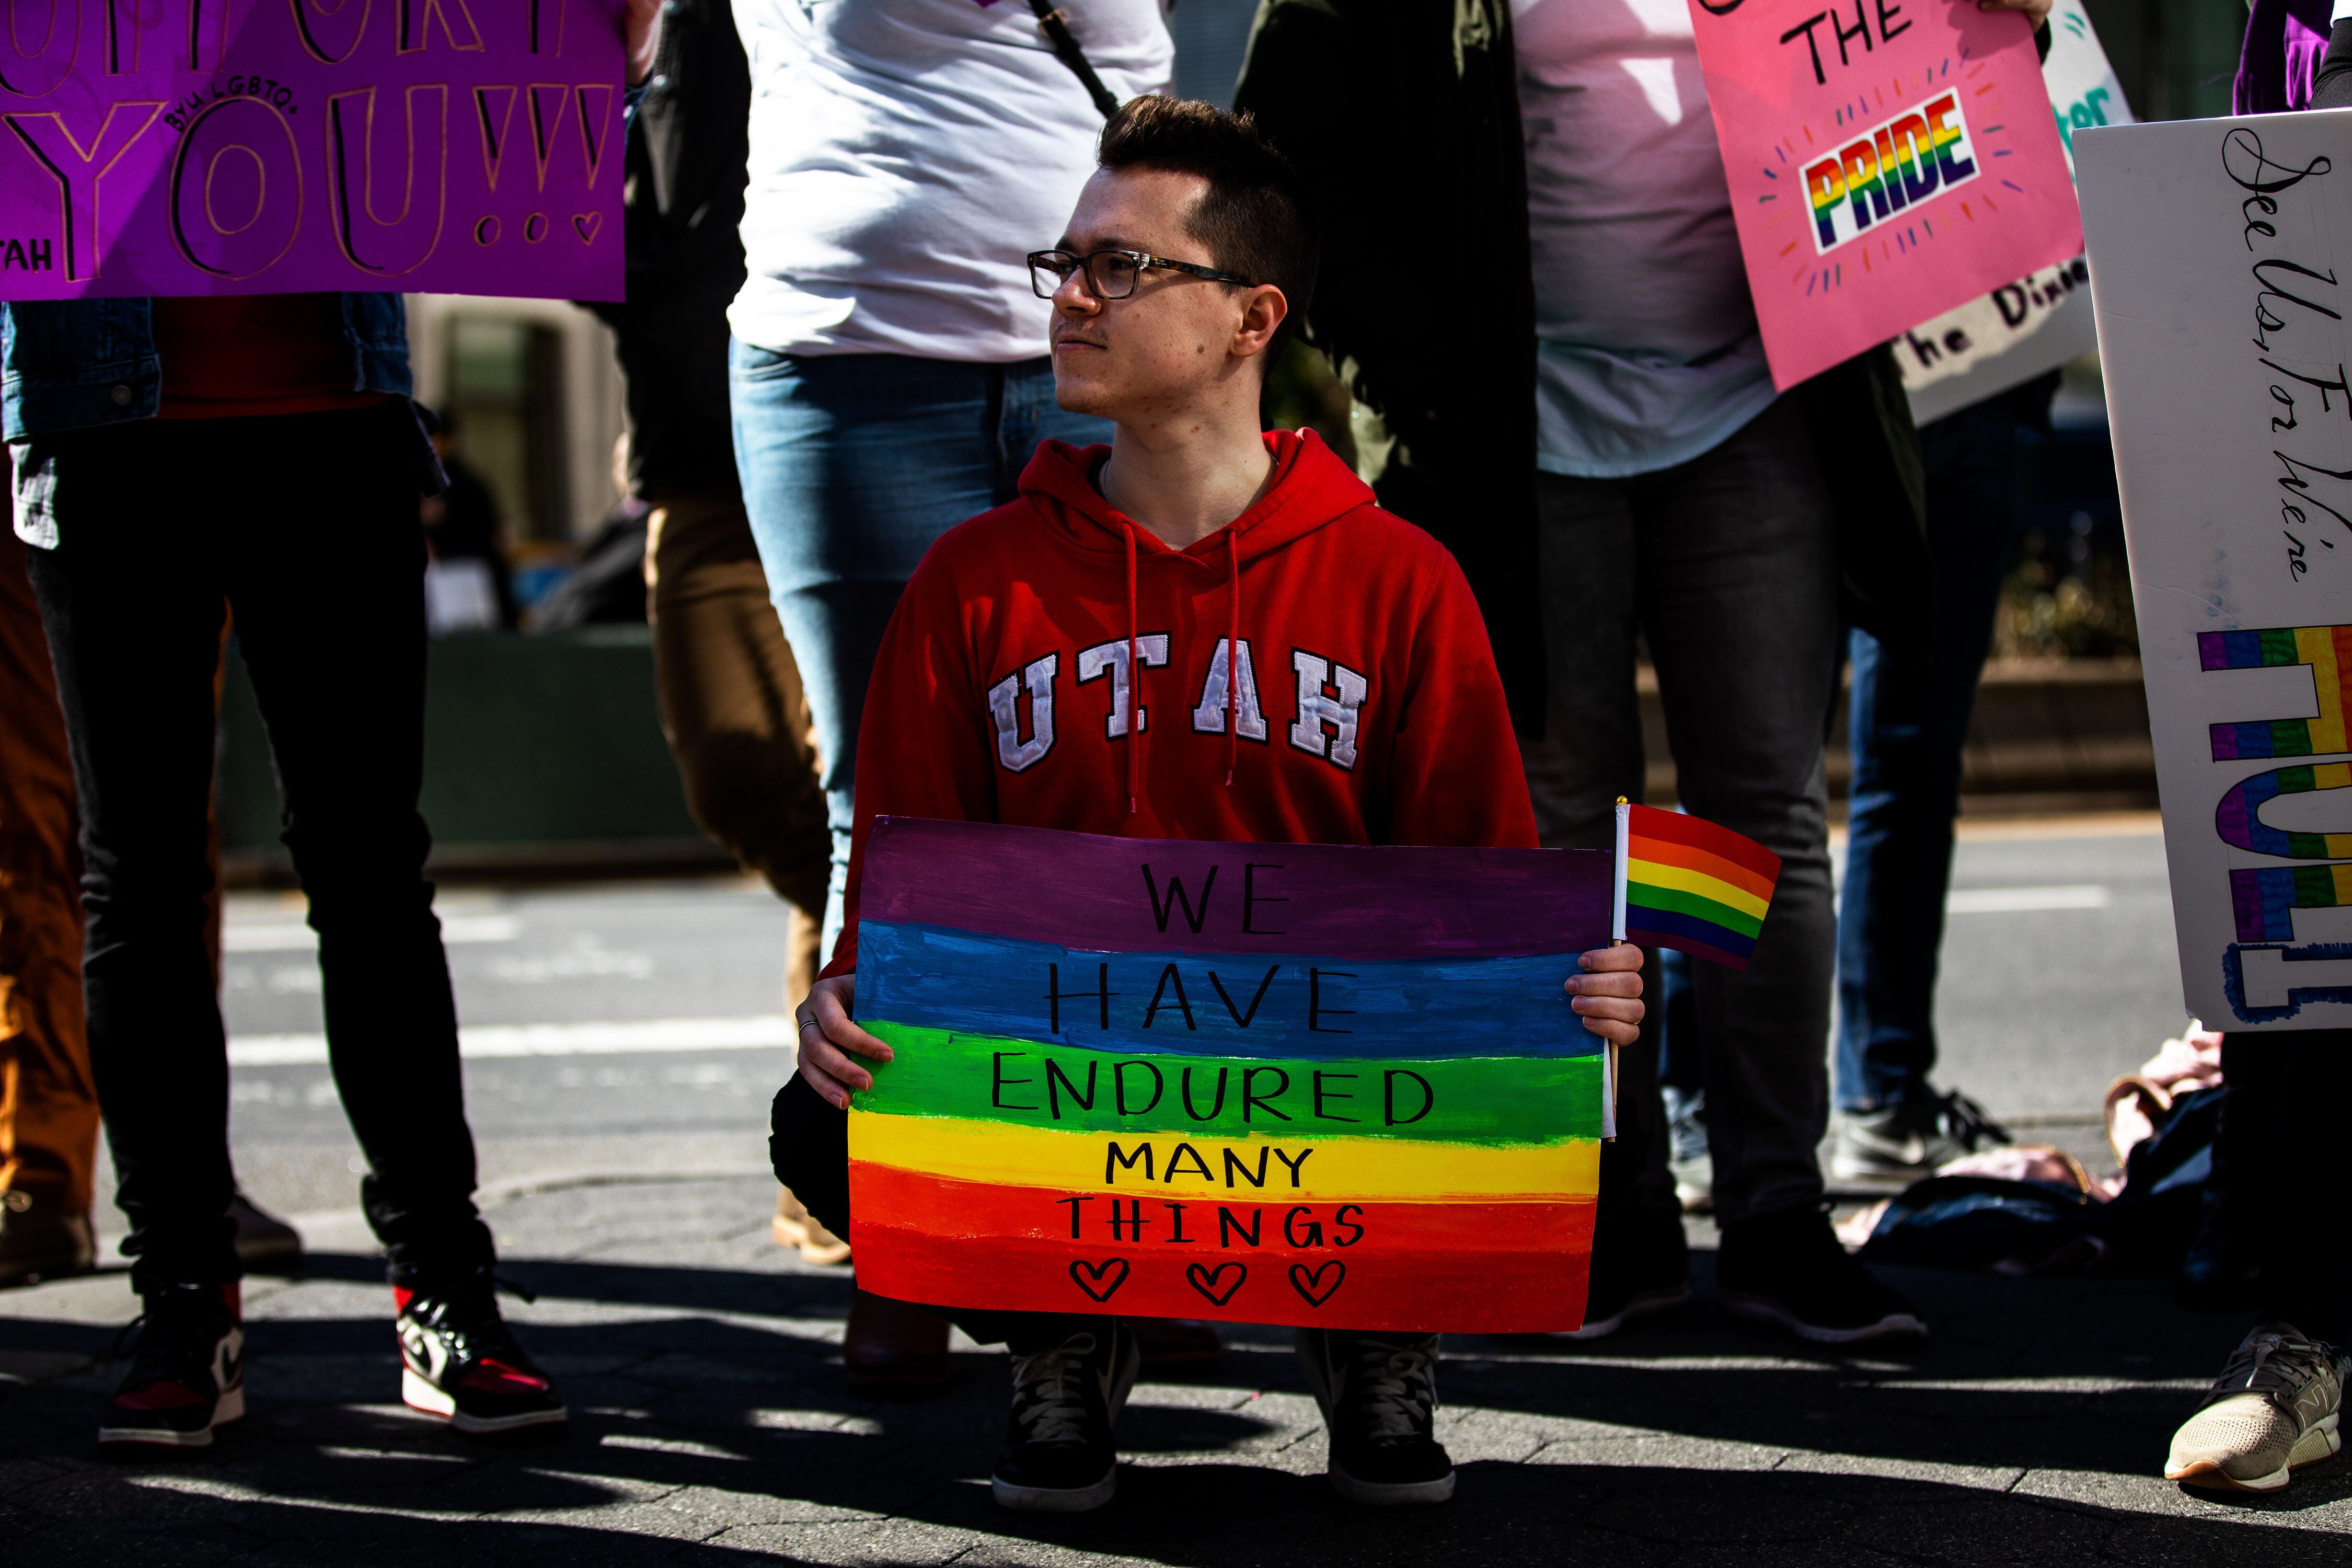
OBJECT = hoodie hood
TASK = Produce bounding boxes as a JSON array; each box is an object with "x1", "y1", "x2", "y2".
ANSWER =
[{"x1": 1016, "y1": 427, "x2": 1376, "y2": 567}]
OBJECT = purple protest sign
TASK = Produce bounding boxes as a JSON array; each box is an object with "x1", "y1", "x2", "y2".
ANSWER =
[{"x1": 0, "y1": 0, "x2": 624, "y2": 299}]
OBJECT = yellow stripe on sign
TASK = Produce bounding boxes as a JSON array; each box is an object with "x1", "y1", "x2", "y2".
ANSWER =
[
  {"x1": 2301, "y1": 626, "x2": 2349, "y2": 751},
  {"x1": 2318, "y1": 762, "x2": 2352, "y2": 791},
  {"x1": 847, "y1": 1111, "x2": 1600, "y2": 1203},
  {"x1": 1622, "y1": 858, "x2": 1771, "y2": 920}
]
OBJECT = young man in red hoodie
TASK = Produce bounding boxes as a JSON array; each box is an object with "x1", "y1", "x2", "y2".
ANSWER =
[{"x1": 778, "y1": 96, "x2": 1645, "y2": 1513}]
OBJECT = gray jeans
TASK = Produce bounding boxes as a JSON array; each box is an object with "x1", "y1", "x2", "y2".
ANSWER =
[{"x1": 1519, "y1": 396, "x2": 1840, "y2": 1226}]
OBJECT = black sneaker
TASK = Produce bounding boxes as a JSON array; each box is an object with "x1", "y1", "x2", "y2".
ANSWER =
[
  {"x1": 1563, "y1": 1201, "x2": 1691, "y2": 1342},
  {"x1": 1718, "y1": 1205, "x2": 1926, "y2": 1344},
  {"x1": 991, "y1": 1320, "x2": 1138, "y2": 1512},
  {"x1": 396, "y1": 1271, "x2": 568, "y2": 1438},
  {"x1": 98, "y1": 1283, "x2": 245, "y2": 1451},
  {"x1": 1830, "y1": 1087, "x2": 2010, "y2": 1193},
  {"x1": 1297, "y1": 1328, "x2": 1455, "y2": 1505}
]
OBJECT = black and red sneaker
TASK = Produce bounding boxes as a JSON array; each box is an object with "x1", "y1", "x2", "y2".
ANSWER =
[
  {"x1": 395, "y1": 1272, "x2": 567, "y2": 1438},
  {"x1": 98, "y1": 1283, "x2": 245, "y2": 1452}
]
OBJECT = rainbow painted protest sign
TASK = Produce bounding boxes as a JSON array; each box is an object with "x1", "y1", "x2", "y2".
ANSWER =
[
  {"x1": 843, "y1": 818, "x2": 1613, "y2": 1334},
  {"x1": 1686, "y1": 0, "x2": 2080, "y2": 389},
  {"x1": 0, "y1": 0, "x2": 624, "y2": 299},
  {"x1": 2079, "y1": 110, "x2": 2352, "y2": 1028}
]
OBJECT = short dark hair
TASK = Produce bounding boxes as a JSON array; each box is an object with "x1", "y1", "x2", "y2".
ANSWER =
[{"x1": 1097, "y1": 95, "x2": 1319, "y2": 352}]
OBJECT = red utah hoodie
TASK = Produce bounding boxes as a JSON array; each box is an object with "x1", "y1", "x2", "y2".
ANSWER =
[{"x1": 824, "y1": 429, "x2": 1539, "y2": 976}]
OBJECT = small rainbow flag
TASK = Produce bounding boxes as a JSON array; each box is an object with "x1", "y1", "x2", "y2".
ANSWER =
[{"x1": 1613, "y1": 802, "x2": 1782, "y2": 970}]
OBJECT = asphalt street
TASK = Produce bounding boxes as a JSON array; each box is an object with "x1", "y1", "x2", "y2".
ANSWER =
[{"x1": 13, "y1": 813, "x2": 2345, "y2": 1566}]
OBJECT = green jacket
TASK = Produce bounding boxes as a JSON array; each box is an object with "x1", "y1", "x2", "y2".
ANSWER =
[{"x1": 1236, "y1": 0, "x2": 1930, "y2": 736}]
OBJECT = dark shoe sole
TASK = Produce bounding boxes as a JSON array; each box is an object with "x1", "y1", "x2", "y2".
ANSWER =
[
  {"x1": 402, "y1": 1369, "x2": 570, "y2": 1436},
  {"x1": 1561, "y1": 1282, "x2": 1692, "y2": 1342},
  {"x1": 98, "y1": 1384, "x2": 244, "y2": 1450},
  {"x1": 993, "y1": 1468, "x2": 1117, "y2": 1512},
  {"x1": 1720, "y1": 1289, "x2": 1927, "y2": 1344},
  {"x1": 1328, "y1": 1459, "x2": 1456, "y2": 1506}
]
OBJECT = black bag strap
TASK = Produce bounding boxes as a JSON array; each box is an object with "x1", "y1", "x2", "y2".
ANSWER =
[{"x1": 1025, "y1": 0, "x2": 1123, "y2": 120}]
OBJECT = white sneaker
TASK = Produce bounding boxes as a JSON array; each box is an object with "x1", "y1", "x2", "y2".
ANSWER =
[{"x1": 2166, "y1": 1324, "x2": 2348, "y2": 1493}]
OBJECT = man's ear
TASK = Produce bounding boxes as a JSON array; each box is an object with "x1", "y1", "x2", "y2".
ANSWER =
[{"x1": 1233, "y1": 284, "x2": 1289, "y2": 362}]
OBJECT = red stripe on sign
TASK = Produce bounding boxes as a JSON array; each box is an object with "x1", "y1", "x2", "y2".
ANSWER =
[{"x1": 845, "y1": 1163, "x2": 1594, "y2": 1334}]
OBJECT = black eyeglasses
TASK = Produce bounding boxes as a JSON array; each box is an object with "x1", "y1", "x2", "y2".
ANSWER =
[{"x1": 1027, "y1": 247, "x2": 1254, "y2": 301}]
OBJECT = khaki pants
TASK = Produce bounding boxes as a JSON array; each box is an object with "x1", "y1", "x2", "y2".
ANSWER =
[
  {"x1": 644, "y1": 492, "x2": 829, "y2": 1005},
  {"x1": 0, "y1": 526, "x2": 97, "y2": 1213}
]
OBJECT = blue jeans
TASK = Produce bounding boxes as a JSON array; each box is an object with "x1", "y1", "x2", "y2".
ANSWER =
[
  {"x1": 1835, "y1": 397, "x2": 2024, "y2": 1112},
  {"x1": 729, "y1": 344, "x2": 1109, "y2": 953}
]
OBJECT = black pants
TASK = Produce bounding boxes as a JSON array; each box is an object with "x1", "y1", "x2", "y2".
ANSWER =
[
  {"x1": 24, "y1": 403, "x2": 492, "y2": 1294},
  {"x1": 2220, "y1": 1031, "x2": 2349, "y2": 1345},
  {"x1": 1519, "y1": 397, "x2": 1842, "y2": 1227}
]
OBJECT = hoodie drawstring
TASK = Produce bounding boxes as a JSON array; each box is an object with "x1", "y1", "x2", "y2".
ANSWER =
[
  {"x1": 1119, "y1": 520, "x2": 1245, "y2": 807},
  {"x1": 1225, "y1": 528, "x2": 1240, "y2": 788},
  {"x1": 1123, "y1": 522, "x2": 1140, "y2": 815}
]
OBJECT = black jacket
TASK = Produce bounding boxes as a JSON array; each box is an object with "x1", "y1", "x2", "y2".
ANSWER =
[
  {"x1": 1236, "y1": 0, "x2": 1929, "y2": 736},
  {"x1": 584, "y1": 0, "x2": 751, "y2": 500}
]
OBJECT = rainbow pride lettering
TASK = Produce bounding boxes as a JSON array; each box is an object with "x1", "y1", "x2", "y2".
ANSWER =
[
  {"x1": 1803, "y1": 90, "x2": 1980, "y2": 255},
  {"x1": 2203, "y1": 626, "x2": 2352, "y2": 942}
]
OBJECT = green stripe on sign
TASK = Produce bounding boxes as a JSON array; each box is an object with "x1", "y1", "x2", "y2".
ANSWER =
[
  {"x1": 856, "y1": 1023, "x2": 1603, "y2": 1146},
  {"x1": 1623, "y1": 879, "x2": 1766, "y2": 939}
]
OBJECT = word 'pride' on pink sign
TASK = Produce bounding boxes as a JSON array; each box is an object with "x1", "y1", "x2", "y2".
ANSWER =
[
  {"x1": 0, "y1": 0, "x2": 625, "y2": 300},
  {"x1": 1686, "y1": 0, "x2": 2080, "y2": 390}
]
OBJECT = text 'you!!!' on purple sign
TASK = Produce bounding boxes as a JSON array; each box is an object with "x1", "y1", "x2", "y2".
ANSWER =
[{"x1": 0, "y1": 0, "x2": 626, "y2": 300}]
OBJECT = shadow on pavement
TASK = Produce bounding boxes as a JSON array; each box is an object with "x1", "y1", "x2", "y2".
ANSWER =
[{"x1": 7, "y1": 1247, "x2": 2344, "y2": 1564}]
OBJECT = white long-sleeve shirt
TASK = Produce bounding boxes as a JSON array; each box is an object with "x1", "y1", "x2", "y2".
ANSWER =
[{"x1": 730, "y1": 0, "x2": 1174, "y2": 363}]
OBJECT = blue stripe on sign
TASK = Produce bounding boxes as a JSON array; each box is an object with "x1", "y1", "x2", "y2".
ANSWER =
[
  {"x1": 855, "y1": 920, "x2": 1604, "y2": 1060},
  {"x1": 2257, "y1": 867, "x2": 2297, "y2": 941}
]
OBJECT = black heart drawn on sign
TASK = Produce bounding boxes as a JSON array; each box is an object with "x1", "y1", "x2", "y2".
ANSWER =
[
  {"x1": 1068, "y1": 1258, "x2": 1130, "y2": 1303},
  {"x1": 1288, "y1": 1261, "x2": 1345, "y2": 1307},
  {"x1": 573, "y1": 212, "x2": 603, "y2": 245},
  {"x1": 1184, "y1": 1261, "x2": 1247, "y2": 1306}
]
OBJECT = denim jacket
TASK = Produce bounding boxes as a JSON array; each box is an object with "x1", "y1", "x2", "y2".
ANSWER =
[
  {"x1": 4, "y1": 293, "x2": 434, "y2": 547},
  {"x1": 0, "y1": 292, "x2": 410, "y2": 441}
]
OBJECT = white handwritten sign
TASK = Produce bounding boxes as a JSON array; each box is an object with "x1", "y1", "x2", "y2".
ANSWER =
[
  {"x1": 2080, "y1": 109, "x2": 2352, "y2": 1031},
  {"x1": 1897, "y1": 0, "x2": 2131, "y2": 424}
]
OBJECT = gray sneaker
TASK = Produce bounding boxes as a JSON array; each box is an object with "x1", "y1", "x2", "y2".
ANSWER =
[
  {"x1": 1663, "y1": 1085, "x2": 1712, "y2": 1213},
  {"x1": 1829, "y1": 1089, "x2": 2009, "y2": 1192},
  {"x1": 2166, "y1": 1324, "x2": 2347, "y2": 1494}
]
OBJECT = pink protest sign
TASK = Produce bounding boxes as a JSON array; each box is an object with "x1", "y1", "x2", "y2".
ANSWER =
[
  {"x1": 1687, "y1": 0, "x2": 2080, "y2": 390},
  {"x1": 0, "y1": 0, "x2": 624, "y2": 300}
]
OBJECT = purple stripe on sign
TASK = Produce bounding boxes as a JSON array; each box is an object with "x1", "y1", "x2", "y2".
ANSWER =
[
  {"x1": 2216, "y1": 790, "x2": 2251, "y2": 847},
  {"x1": 860, "y1": 817, "x2": 1614, "y2": 961},
  {"x1": 2232, "y1": 869, "x2": 2269, "y2": 943}
]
